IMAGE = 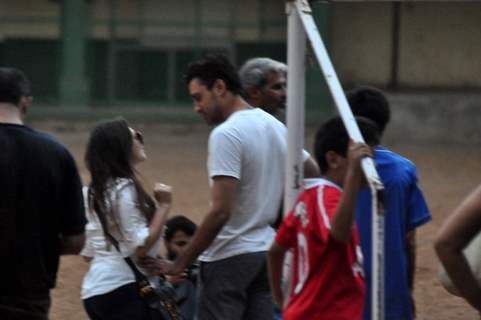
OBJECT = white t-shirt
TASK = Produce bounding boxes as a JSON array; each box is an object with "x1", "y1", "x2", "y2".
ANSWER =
[
  {"x1": 80, "y1": 179, "x2": 162, "y2": 299},
  {"x1": 199, "y1": 108, "x2": 307, "y2": 262}
]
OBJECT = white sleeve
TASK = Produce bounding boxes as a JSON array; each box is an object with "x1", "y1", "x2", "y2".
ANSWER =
[
  {"x1": 115, "y1": 183, "x2": 150, "y2": 255},
  {"x1": 80, "y1": 217, "x2": 96, "y2": 257},
  {"x1": 302, "y1": 149, "x2": 310, "y2": 162},
  {"x1": 80, "y1": 187, "x2": 95, "y2": 257},
  {"x1": 208, "y1": 129, "x2": 242, "y2": 179},
  {"x1": 280, "y1": 121, "x2": 310, "y2": 162}
]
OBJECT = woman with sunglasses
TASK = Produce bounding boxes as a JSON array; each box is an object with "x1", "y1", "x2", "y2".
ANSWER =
[{"x1": 80, "y1": 118, "x2": 172, "y2": 320}]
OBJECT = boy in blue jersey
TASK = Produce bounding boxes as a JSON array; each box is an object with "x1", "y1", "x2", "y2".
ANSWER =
[{"x1": 348, "y1": 86, "x2": 432, "y2": 320}]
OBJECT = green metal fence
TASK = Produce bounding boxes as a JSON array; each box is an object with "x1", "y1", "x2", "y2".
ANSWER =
[{"x1": 0, "y1": 0, "x2": 292, "y2": 107}]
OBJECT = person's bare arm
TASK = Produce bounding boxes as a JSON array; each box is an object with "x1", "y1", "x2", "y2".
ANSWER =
[
  {"x1": 331, "y1": 142, "x2": 371, "y2": 242},
  {"x1": 435, "y1": 184, "x2": 481, "y2": 311},
  {"x1": 303, "y1": 156, "x2": 320, "y2": 178},
  {"x1": 267, "y1": 241, "x2": 288, "y2": 308},
  {"x1": 162, "y1": 176, "x2": 238, "y2": 275},
  {"x1": 60, "y1": 234, "x2": 86, "y2": 255},
  {"x1": 136, "y1": 183, "x2": 172, "y2": 257}
]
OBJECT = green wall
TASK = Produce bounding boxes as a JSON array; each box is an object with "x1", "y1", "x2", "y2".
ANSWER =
[{"x1": 0, "y1": 39, "x2": 288, "y2": 105}]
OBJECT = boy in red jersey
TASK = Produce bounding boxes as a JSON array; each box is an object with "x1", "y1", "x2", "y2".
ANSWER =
[{"x1": 267, "y1": 116, "x2": 380, "y2": 320}]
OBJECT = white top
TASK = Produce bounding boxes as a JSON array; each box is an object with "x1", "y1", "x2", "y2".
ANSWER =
[
  {"x1": 80, "y1": 179, "x2": 162, "y2": 299},
  {"x1": 200, "y1": 108, "x2": 308, "y2": 262}
]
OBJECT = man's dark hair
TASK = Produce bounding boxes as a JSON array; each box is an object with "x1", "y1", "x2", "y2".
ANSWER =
[
  {"x1": 165, "y1": 215, "x2": 197, "y2": 241},
  {"x1": 184, "y1": 54, "x2": 242, "y2": 95},
  {"x1": 347, "y1": 86, "x2": 390, "y2": 134},
  {"x1": 0, "y1": 67, "x2": 31, "y2": 106},
  {"x1": 314, "y1": 116, "x2": 380, "y2": 174}
]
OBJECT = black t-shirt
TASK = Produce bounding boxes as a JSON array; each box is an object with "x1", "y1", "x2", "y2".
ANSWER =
[{"x1": 0, "y1": 123, "x2": 86, "y2": 296}]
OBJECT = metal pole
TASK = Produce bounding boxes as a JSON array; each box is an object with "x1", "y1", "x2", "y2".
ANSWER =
[
  {"x1": 291, "y1": 1, "x2": 385, "y2": 319},
  {"x1": 107, "y1": 0, "x2": 117, "y2": 106},
  {"x1": 284, "y1": 1, "x2": 306, "y2": 218},
  {"x1": 59, "y1": 0, "x2": 90, "y2": 107},
  {"x1": 293, "y1": 0, "x2": 382, "y2": 188},
  {"x1": 282, "y1": 0, "x2": 306, "y2": 309}
]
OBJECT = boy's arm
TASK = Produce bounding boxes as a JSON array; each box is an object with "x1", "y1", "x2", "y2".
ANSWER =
[
  {"x1": 331, "y1": 142, "x2": 371, "y2": 243},
  {"x1": 268, "y1": 241, "x2": 288, "y2": 308}
]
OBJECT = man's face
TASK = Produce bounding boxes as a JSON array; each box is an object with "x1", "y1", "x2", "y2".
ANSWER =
[
  {"x1": 165, "y1": 230, "x2": 192, "y2": 260},
  {"x1": 189, "y1": 78, "x2": 224, "y2": 126},
  {"x1": 259, "y1": 72, "x2": 287, "y2": 115}
]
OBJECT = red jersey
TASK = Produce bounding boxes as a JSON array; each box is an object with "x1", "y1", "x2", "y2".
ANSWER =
[{"x1": 275, "y1": 178, "x2": 365, "y2": 320}]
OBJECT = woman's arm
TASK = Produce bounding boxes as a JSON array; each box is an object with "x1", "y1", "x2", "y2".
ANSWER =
[
  {"x1": 435, "y1": 184, "x2": 481, "y2": 311},
  {"x1": 136, "y1": 183, "x2": 172, "y2": 257}
]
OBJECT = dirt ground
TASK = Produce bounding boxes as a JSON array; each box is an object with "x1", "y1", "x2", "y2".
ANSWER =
[{"x1": 36, "y1": 121, "x2": 481, "y2": 320}]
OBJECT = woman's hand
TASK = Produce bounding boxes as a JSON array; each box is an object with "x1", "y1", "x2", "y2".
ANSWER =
[
  {"x1": 136, "y1": 183, "x2": 172, "y2": 258},
  {"x1": 153, "y1": 183, "x2": 172, "y2": 206}
]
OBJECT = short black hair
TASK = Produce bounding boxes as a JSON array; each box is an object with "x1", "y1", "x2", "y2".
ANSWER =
[
  {"x1": 165, "y1": 215, "x2": 197, "y2": 241},
  {"x1": 0, "y1": 67, "x2": 31, "y2": 106},
  {"x1": 314, "y1": 116, "x2": 380, "y2": 174},
  {"x1": 184, "y1": 54, "x2": 242, "y2": 95},
  {"x1": 347, "y1": 86, "x2": 390, "y2": 134}
]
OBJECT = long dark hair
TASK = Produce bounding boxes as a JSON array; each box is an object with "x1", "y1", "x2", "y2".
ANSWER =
[{"x1": 85, "y1": 118, "x2": 155, "y2": 247}]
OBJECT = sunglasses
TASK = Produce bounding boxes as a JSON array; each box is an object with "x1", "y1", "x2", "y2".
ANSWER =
[{"x1": 134, "y1": 130, "x2": 144, "y2": 145}]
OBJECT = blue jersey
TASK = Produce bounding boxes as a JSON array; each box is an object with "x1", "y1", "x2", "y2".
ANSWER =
[{"x1": 355, "y1": 146, "x2": 431, "y2": 320}]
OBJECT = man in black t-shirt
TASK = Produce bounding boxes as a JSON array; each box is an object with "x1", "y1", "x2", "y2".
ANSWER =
[{"x1": 0, "y1": 68, "x2": 86, "y2": 320}]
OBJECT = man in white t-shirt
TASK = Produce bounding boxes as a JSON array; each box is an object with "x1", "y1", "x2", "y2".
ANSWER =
[{"x1": 154, "y1": 54, "x2": 316, "y2": 320}]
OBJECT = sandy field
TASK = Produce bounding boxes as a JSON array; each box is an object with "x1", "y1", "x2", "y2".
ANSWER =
[{"x1": 34, "y1": 121, "x2": 481, "y2": 320}]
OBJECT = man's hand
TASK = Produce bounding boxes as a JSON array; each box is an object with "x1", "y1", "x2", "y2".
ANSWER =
[
  {"x1": 138, "y1": 256, "x2": 184, "y2": 276},
  {"x1": 166, "y1": 273, "x2": 189, "y2": 285}
]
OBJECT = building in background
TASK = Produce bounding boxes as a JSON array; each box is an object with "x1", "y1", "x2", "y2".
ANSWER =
[{"x1": 0, "y1": 1, "x2": 480, "y2": 108}]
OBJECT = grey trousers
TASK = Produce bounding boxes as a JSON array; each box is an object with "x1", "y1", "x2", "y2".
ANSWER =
[{"x1": 197, "y1": 251, "x2": 273, "y2": 320}]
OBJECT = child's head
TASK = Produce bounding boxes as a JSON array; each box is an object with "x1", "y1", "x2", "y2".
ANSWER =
[
  {"x1": 314, "y1": 116, "x2": 380, "y2": 175},
  {"x1": 164, "y1": 215, "x2": 197, "y2": 260},
  {"x1": 347, "y1": 86, "x2": 390, "y2": 135}
]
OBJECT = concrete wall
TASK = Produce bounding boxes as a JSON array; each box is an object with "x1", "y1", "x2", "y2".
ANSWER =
[
  {"x1": 3, "y1": 1, "x2": 481, "y2": 90},
  {"x1": 398, "y1": 3, "x2": 481, "y2": 88},
  {"x1": 384, "y1": 93, "x2": 481, "y2": 145},
  {"x1": 330, "y1": 3, "x2": 393, "y2": 87},
  {"x1": 330, "y1": 2, "x2": 481, "y2": 89}
]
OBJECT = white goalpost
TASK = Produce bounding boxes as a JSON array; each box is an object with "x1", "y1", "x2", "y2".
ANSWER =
[{"x1": 284, "y1": 1, "x2": 385, "y2": 320}]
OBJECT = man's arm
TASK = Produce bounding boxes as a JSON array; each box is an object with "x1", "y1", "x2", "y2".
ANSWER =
[
  {"x1": 303, "y1": 156, "x2": 320, "y2": 178},
  {"x1": 166, "y1": 176, "x2": 238, "y2": 274},
  {"x1": 267, "y1": 241, "x2": 288, "y2": 308},
  {"x1": 435, "y1": 184, "x2": 481, "y2": 311},
  {"x1": 60, "y1": 234, "x2": 86, "y2": 255}
]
